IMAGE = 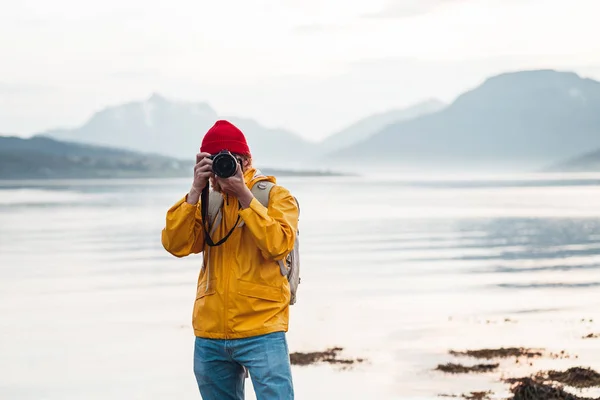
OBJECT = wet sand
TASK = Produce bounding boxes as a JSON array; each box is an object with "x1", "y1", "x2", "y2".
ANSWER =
[
  {"x1": 291, "y1": 315, "x2": 600, "y2": 399},
  {"x1": 428, "y1": 324, "x2": 600, "y2": 399}
]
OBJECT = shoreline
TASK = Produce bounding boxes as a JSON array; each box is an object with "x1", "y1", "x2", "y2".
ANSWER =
[
  {"x1": 0, "y1": 169, "x2": 353, "y2": 182},
  {"x1": 0, "y1": 172, "x2": 353, "y2": 188}
]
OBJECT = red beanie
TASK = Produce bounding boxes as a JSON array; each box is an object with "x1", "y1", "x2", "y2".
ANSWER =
[{"x1": 200, "y1": 120, "x2": 251, "y2": 156}]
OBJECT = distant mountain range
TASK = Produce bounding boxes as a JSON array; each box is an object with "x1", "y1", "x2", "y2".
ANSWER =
[
  {"x1": 35, "y1": 93, "x2": 446, "y2": 169},
  {"x1": 327, "y1": 70, "x2": 600, "y2": 172},
  {"x1": 0, "y1": 136, "x2": 344, "y2": 180},
  {"x1": 317, "y1": 99, "x2": 445, "y2": 154},
  {"x1": 7, "y1": 68, "x2": 600, "y2": 175},
  {"x1": 39, "y1": 93, "x2": 316, "y2": 169}
]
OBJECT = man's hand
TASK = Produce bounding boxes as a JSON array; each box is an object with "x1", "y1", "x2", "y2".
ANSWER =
[
  {"x1": 216, "y1": 163, "x2": 254, "y2": 209},
  {"x1": 187, "y1": 152, "x2": 213, "y2": 205}
]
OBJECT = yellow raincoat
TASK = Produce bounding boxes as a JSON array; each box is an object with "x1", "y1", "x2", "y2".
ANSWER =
[{"x1": 161, "y1": 168, "x2": 299, "y2": 339}]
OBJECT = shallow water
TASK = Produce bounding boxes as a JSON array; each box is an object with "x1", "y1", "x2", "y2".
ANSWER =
[{"x1": 2, "y1": 174, "x2": 600, "y2": 399}]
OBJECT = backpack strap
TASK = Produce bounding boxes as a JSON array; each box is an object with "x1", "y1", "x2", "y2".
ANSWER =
[
  {"x1": 236, "y1": 181, "x2": 275, "y2": 228},
  {"x1": 207, "y1": 190, "x2": 224, "y2": 229},
  {"x1": 250, "y1": 181, "x2": 275, "y2": 207}
]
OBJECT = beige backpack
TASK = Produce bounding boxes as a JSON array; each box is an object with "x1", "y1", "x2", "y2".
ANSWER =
[{"x1": 206, "y1": 181, "x2": 301, "y2": 305}]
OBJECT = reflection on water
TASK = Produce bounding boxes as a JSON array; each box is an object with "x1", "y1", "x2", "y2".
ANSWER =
[{"x1": 1, "y1": 174, "x2": 600, "y2": 399}]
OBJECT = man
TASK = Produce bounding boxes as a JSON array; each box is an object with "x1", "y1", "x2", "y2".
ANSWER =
[{"x1": 161, "y1": 120, "x2": 298, "y2": 400}]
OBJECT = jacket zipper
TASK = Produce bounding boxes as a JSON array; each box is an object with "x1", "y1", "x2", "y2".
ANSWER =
[{"x1": 224, "y1": 257, "x2": 230, "y2": 339}]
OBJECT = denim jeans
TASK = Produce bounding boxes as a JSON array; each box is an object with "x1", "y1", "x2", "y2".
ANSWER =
[{"x1": 193, "y1": 331, "x2": 294, "y2": 400}]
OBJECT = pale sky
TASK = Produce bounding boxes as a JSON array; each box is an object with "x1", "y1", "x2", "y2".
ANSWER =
[{"x1": 1, "y1": 0, "x2": 599, "y2": 141}]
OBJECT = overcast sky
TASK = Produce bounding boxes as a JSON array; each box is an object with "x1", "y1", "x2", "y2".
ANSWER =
[{"x1": 1, "y1": 0, "x2": 599, "y2": 141}]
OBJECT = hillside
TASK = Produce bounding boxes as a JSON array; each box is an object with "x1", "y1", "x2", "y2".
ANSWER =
[
  {"x1": 327, "y1": 70, "x2": 600, "y2": 171},
  {"x1": 318, "y1": 99, "x2": 445, "y2": 154},
  {"x1": 0, "y1": 136, "x2": 191, "y2": 179},
  {"x1": 0, "y1": 136, "x2": 345, "y2": 180},
  {"x1": 39, "y1": 94, "x2": 317, "y2": 169}
]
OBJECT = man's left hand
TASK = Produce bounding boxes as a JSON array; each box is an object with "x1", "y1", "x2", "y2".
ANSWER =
[{"x1": 216, "y1": 164, "x2": 254, "y2": 208}]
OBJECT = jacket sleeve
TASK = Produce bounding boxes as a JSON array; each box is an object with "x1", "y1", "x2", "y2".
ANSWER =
[
  {"x1": 238, "y1": 185, "x2": 298, "y2": 261},
  {"x1": 161, "y1": 195, "x2": 205, "y2": 257}
]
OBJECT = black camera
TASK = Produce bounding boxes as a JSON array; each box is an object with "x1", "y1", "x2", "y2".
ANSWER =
[{"x1": 209, "y1": 150, "x2": 241, "y2": 178}]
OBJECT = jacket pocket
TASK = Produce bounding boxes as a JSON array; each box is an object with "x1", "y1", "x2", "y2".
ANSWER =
[
  {"x1": 196, "y1": 280, "x2": 217, "y2": 299},
  {"x1": 237, "y1": 279, "x2": 283, "y2": 303}
]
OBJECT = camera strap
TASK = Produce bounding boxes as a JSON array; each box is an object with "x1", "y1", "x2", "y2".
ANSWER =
[{"x1": 201, "y1": 186, "x2": 240, "y2": 247}]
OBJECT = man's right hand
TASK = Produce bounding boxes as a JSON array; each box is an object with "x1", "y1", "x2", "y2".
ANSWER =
[{"x1": 187, "y1": 152, "x2": 213, "y2": 205}]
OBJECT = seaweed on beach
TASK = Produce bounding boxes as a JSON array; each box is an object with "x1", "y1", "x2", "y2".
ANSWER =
[
  {"x1": 507, "y1": 377, "x2": 596, "y2": 400},
  {"x1": 449, "y1": 347, "x2": 543, "y2": 359},
  {"x1": 464, "y1": 392, "x2": 493, "y2": 400},
  {"x1": 435, "y1": 362, "x2": 499, "y2": 374},
  {"x1": 583, "y1": 333, "x2": 600, "y2": 339},
  {"x1": 503, "y1": 367, "x2": 600, "y2": 399},
  {"x1": 439, "y1": 345, "x2": 599, "y2": 399},
  {"x1": 439, "y1": 391, "x2": 493, "y2": 400},
  {"x1": 549, "y1": 350, "x2": 577, "y2": 360},
  {"x1": 540, "y1": 367, "x2": 600, "y2": 389},
  {"x1": 289, "y1": 347, "x2": 365, "y2": 368}
]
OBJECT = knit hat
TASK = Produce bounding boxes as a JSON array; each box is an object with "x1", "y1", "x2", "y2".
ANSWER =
[{"x1": 200, "y1": 120, "x2": 251, "y2": 156}]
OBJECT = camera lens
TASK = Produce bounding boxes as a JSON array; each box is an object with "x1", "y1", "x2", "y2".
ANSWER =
[{"x1": 212, "y1": 151, "x2": 238, "y2": 178}]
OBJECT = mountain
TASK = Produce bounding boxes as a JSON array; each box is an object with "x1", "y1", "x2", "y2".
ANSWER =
[
  {"x1": 0, "y1": 135, "x2": 191, "y2": 179},
  {"x1": 39, "y1": 93, "x2": 316, "y2": 168},
  {"x1": 318, "y1": 99, "x2": 445, "y2": 154},
  {"x1": 327, "y1": 70, "x2": 600, "y2": 172},
  {"x1": 546, "y1": 148, "x2": 600, "y2": 172}
]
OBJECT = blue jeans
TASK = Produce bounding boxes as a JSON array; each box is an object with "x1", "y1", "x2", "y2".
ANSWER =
[{"x1": 193, "y1": 331, "x2": 294, "y2": 400}]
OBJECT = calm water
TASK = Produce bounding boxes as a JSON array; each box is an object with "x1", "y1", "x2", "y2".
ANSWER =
[{"x1": 2, "y1": 174, "x2": 600, "y2": 399}]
